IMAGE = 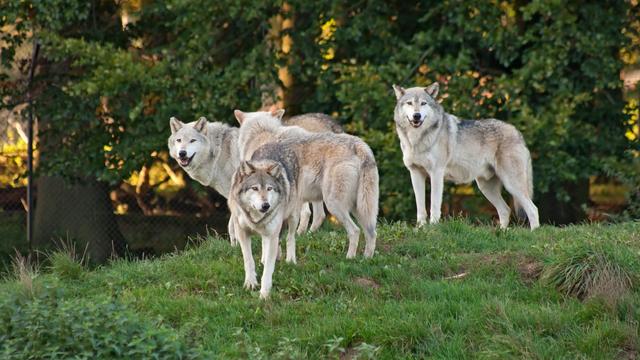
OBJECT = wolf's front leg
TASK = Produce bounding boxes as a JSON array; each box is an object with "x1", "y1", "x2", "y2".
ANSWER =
[
  {"x1": 228, "y1": 216, "x2": 237, "y2": 246},
  {"x1": 408, "y1": 166, "x2": 428, "y2": 226},
  {"x1": 429, "y1": 169, "x2": 445, "y2": 224},
  {"x1": 236, "y1": 226, "x2": 257, "y2": 289},
  {"x1": 285, "y1": 213, "x2": 300, "y2": 264},
  {"x1": 259, "y1": 235, "x2": 279, "y2": 299}
]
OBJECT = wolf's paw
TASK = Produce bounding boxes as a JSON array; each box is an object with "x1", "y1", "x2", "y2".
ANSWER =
[
  {"x1": 244, "y1": 278, "x2": 258, "y2": 290},
  {"x1": 346, "y1": 251, "x2": 357, "y2": 259},
  {"x1": 285, "y1": 255, "x2": 297, "y2": 264},
  {"x1": 363, "y1": 248, "x2": 375, "y2": 259},
  {"x1": 259, "y1": 289, "x2": 270, "y2": 300}
]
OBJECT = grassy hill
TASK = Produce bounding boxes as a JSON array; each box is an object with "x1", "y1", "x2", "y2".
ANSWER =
[{"x1": 1, "y1": 220, "x2": 639, "y2": 359}]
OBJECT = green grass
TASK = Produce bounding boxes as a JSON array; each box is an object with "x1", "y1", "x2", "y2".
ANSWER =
[{"x1": 1, "y1": 220, "x2": 639, "y2": 359}]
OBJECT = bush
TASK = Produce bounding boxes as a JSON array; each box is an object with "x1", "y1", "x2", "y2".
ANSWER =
[
  {"x1": 0, "y1": 291, "x2": 200, "y2": 359},
  {"x1": 541, "y1": 243, "x2": 637, "y2": 305}
]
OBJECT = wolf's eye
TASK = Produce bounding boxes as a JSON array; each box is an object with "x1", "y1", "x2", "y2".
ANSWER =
[
  {"x1": 267, "y1": 186, "x2": 273, "y2": 191},
  {"x1": 251, "y1": 186, "x2": 259, "y2": 191},
  {"x1": 189, "y1": 139, "x2": 196, "y2": 143},
  {"x1": 421, "y1": 101, "x2": 427, "y2": 106},
  {"x1": 405, "y1": 101, "x2": 412, "y2": 105},
  {"x1": 176, "y1": 139, "x2": 182, "y2": 143}
]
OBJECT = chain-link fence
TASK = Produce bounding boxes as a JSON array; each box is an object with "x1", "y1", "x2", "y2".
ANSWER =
[{"x1": 0, "y1": 146, "x2": 231, "y2": 265}]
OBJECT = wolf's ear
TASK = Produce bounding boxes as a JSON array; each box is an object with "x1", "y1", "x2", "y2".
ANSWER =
[
  {"x1": 270, "y1": 108, "x2": 285, "y2": 120},
  {"x1": 239, "y1": 161, "x2": 256, "y2": 176},
  {"x1": 265, "y1": 161, "x2": 281, "y2": 178},
  {"x1": 424, "y1": 82, "x2": 439, "y2": 99},
  {"x1": 194, "y1": 117, "x2": 207, "y2": 134},
  {"x1": 234, "y1": 110, "x2": 245, "y2": 125},
  {"x1": 170, "y1": 117, "x2": 183, "y2": 134},
  {"x1": 392, "y1": 84, "x2": 405, "y2": 100}
]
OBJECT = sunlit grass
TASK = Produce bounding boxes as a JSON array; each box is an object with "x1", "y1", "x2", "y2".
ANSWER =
[{"x1": 1, "y1": 221, "x2": 638, "y2": 358}]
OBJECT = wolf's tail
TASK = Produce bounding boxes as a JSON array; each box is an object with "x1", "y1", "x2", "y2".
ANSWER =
[
  {"x1": 355, "y1": 145, "x2": 379, "y2": 256},
  {"x1": 514, "y1": 153, "x2": 534, "y2": 221}
]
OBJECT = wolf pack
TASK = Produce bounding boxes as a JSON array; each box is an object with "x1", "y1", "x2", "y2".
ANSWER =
[{"x1": 168, "y1": 82, "x2": 539, "y2": 299}]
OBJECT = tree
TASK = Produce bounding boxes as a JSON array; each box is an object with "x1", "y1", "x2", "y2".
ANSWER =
[{"x1": 1, "y1": 0, "x2": 636, "y2": 232}]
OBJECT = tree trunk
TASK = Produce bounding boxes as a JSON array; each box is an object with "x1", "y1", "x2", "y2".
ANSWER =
[
  {"x1": 33, "y1": 176, "x2": 127, "y2": 263},
  {"x1": 537, "y1": 179, "x2": 589, "y2": 225}
]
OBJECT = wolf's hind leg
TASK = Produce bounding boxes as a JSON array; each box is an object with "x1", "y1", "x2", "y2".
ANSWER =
[
  {"x1": 296, "y1": 202, "x2": 311, "y2": 235},
  {"x1": 324, "y1": 164, "x2": 360, "y2": 258},
  {"x1": 325, "y1": 201, "x2": 360, "y2": 259},
  {"x1": 497, "y1": 160, "x2": 540, "y2": 230},
  {"x1": 309, "y1": 201, "x2": 326, "y2": 232},
  {"x1": 476, "y1": 176, "x2": 511, "y2": 228},
  {"x1": 285, "y1": 213, "x2": 299, "y2": 264}
]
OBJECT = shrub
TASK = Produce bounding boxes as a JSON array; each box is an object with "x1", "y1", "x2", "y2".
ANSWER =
[
  {"x1": 0, "y1": 291, "x2": 201, "y2": 359},
  {"x1": 541, "y1": 243, "x2": 636, "y2": 305}
]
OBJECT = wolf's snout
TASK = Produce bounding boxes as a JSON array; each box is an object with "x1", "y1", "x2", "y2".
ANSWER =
[
  {"x1": 260, "y1": 202, "x2": 271, "y2": 212},
  {"x1": 412, "y1": 113, "x2": 422, "y2": 121},
  {"x1": 178, "y1": 150, "x2": 187, "y2": 158}
]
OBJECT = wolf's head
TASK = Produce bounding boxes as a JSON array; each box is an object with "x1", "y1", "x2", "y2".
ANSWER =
[
  {"x1": 234, "y1": 108, "x2": 286, "y2": 160},
  {"x1": 233, "y1": 108, "x2": 285, "y2": 127},
  {"x1": 167, "y1": 117, "x2": 209, "y2": 168},
  {"x1": 235, "y1": 160, "x2": 283, "y2": 220},
  {"x1": 392, "y1": 83, "x2": 442, "y2": 129}
]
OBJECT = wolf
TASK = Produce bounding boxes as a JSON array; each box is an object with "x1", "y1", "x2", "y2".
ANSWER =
[
  {"x1": 392, "y1": 82, "x2": 539, "y2": 229},
  {"x1": 228, "y1": 145, "x2": 303, "y2": 299},
  {"x1": 168, "y1": 117, "x2": 242, "y2": 244},
  {"x1": 283, "y1": 113, "x2": 343, "y2": 235},
  {"x1": 167, "y1": 112, "x2": 342, "y2": 243},
  {"x1": 234, "y1": 109, "x2": 379, "y2": 261}
]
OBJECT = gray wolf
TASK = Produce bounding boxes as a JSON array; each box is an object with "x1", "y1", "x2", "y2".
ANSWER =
[
  {"x1": 234, "y1": 109, "x2": 379, "y2": 261},
  {"x1": 228, "y1": 148, "x2": 302, "y2": 299},
  {"x1": 167, "y1": 112, "x2": 343, "y2": 244},
  {"x1": 392, "y1": 82, "x2": 539, "y2": 229},
  {"x1": 283, "y1": 113, "x2": 343, "y2": 235},
  {"x1": 168, "y1": 116, "x2": 242, "y2": 244}
]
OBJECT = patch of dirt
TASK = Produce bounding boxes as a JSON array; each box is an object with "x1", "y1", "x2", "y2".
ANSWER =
[
  {"x1": 463, "y1": 253, "x2": 543, "y2": 284},
  {"x1": 379, "y1": 243, "x2": 393, "y2": 253},
  {"x1": 339, "y1": 346, "x2": 359, "y2": 360},
  {"x1": 618, "y1": 346, "x2": 638, "y2": 360},
  {"x1": 354, "y1": 277, "x2": 380, "y2": 289},
  {"x1": 517, "y1": 258, "x2": 543, "y2": 284}
]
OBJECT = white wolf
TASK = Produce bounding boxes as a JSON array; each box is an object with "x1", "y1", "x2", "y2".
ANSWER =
[{"x1": 392, "y1": 82, "x2": 539, "y2": 229}]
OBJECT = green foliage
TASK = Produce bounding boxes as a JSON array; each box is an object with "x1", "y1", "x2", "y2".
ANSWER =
[
  {"x1": 0, "y1": 291, "x2": 200, "y2": 359},
  {"x1": 604, "y1": 151, "x2": 640, "y2": 220},
  {"x1": 0, "y1": 0, "x2": 637, "y2": 219}
]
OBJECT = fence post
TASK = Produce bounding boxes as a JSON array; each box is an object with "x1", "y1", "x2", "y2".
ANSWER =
[{"x1": 27, "y1": 40, "x2": 40, "y2": 255}]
